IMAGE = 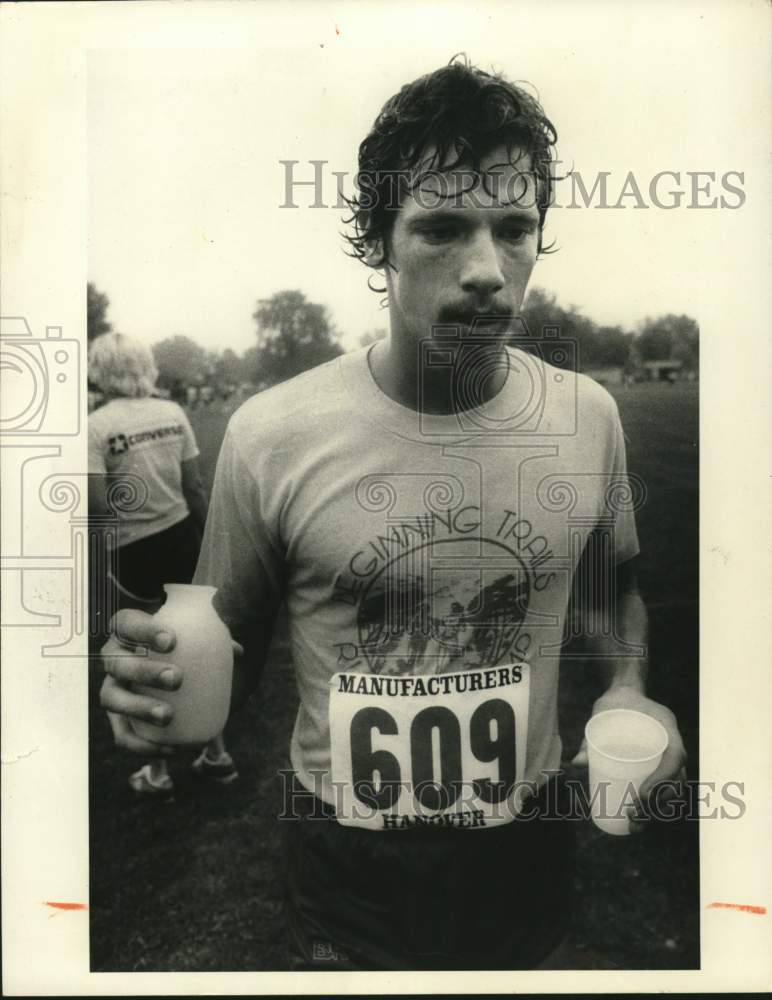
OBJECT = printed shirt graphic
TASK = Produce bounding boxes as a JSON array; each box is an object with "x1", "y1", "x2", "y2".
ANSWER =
[
  {"x1": 88, "y1": 396, "x2": 199, "y2": 547},
  {"x1": 195, "y1": 346, "x2": 640, "y2": 826}
]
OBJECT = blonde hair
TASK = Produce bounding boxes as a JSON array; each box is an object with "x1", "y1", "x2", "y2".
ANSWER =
[{"x1": 88, "y1": 332, "x2": 158, "y2": 398}]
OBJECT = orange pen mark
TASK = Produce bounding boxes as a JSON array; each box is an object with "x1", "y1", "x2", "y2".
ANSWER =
[
  {"x1": 335, "y1": 24, "x2": 341, "y2": 36},
  {"x1": 44, "y1": 901, "x2": 88, "y2": 911},
  {"x1": 707, "y1": 902, "x2": 766, "y2": 915}
]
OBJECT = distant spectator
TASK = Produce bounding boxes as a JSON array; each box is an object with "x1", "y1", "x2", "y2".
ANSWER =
[{"x1": 88, "y1": 332, "x2": 237, "y2": 798}]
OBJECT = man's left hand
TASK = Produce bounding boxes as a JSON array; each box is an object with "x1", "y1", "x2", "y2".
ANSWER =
[{"x1": 571, "y1": 685, "x2": 688, "y2": 832}]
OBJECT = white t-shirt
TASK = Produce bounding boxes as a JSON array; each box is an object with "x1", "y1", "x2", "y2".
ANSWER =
[
  {"x1": 88, "y1": 396, "x2": 199, "y2": 548},
  {"x1": 195, "y1": 346, "x2": 640, "y2": 829}
]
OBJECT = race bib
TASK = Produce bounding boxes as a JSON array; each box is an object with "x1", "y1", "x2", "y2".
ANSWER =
[{"x1": 329, "y1": 664, "x2": 530, "y2": 831}]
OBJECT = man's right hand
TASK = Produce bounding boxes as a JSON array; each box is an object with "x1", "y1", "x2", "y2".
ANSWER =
[{"x1": 99, "y1": 609, "x2": 182, "y2": 756}]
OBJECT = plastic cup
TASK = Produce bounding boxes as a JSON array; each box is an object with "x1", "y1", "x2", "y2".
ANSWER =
[{"x1": 585, "y1": 709, "x2": 668, "y2": 836}]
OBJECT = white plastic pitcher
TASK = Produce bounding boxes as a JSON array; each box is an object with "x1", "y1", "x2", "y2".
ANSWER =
[{"x1": 130, "y1": 584, "x2": 234, "y2": 746}]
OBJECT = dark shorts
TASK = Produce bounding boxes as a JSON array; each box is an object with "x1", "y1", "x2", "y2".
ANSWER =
[
  {"x1": 282, "y1": 772, "x2": 576, "y2": 971},
  {"x1": 109, "y1": 515, "x2": 200, "y2": 605}
]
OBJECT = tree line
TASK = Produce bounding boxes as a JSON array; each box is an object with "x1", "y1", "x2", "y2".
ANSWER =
[{"x1": 87, "y1": 281, "x2": 699, "y2": 399}]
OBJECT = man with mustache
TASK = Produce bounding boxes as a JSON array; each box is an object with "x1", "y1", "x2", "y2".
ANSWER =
[{"x1": 99, "y1": 56, "x2": 687, "y2": 970}]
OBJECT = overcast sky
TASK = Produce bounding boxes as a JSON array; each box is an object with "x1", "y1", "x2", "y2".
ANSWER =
[{"x1": 87, "y1": 4, "x2": 749, "y2": 354}]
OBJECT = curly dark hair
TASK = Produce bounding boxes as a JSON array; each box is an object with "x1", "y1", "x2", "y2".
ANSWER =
[{"x1": 343, "y1": 55, "x2": 558, "y2": 290}]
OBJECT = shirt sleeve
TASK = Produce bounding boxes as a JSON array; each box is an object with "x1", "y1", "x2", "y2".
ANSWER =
[
  {"x1": 606, "y1": 402, "x2": 641, "y2": 565},
  {"x1": 87, "y1": 417, "x2": 107, "y2": 474},
  {"x1": 177, "y1": 405, "x2": 200, "y2": 462},
  {"x1": 193, "y1": 424, "x2": 283, "y2": 649}
]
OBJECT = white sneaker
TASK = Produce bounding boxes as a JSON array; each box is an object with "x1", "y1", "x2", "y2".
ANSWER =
[
  {"x1": 191, "y1": 749, "x2": 239, "y2": 785},
  {"x1": 128, "y1": 764, "x2": 174, "y2": 800}
]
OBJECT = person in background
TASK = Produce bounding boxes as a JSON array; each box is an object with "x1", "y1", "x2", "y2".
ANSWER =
[{"x1": 88, "y1": 332, "x2": 237, "y2": 798}]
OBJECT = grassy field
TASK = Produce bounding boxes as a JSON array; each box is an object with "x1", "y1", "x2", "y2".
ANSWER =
[{"x1": 89, "y1": 381, "x2": 699, "y2": 971}]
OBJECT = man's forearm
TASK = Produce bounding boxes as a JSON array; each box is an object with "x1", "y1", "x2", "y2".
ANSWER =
[{"x1": 583, "y1": 586, "x2": 649, "y2": 694}]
